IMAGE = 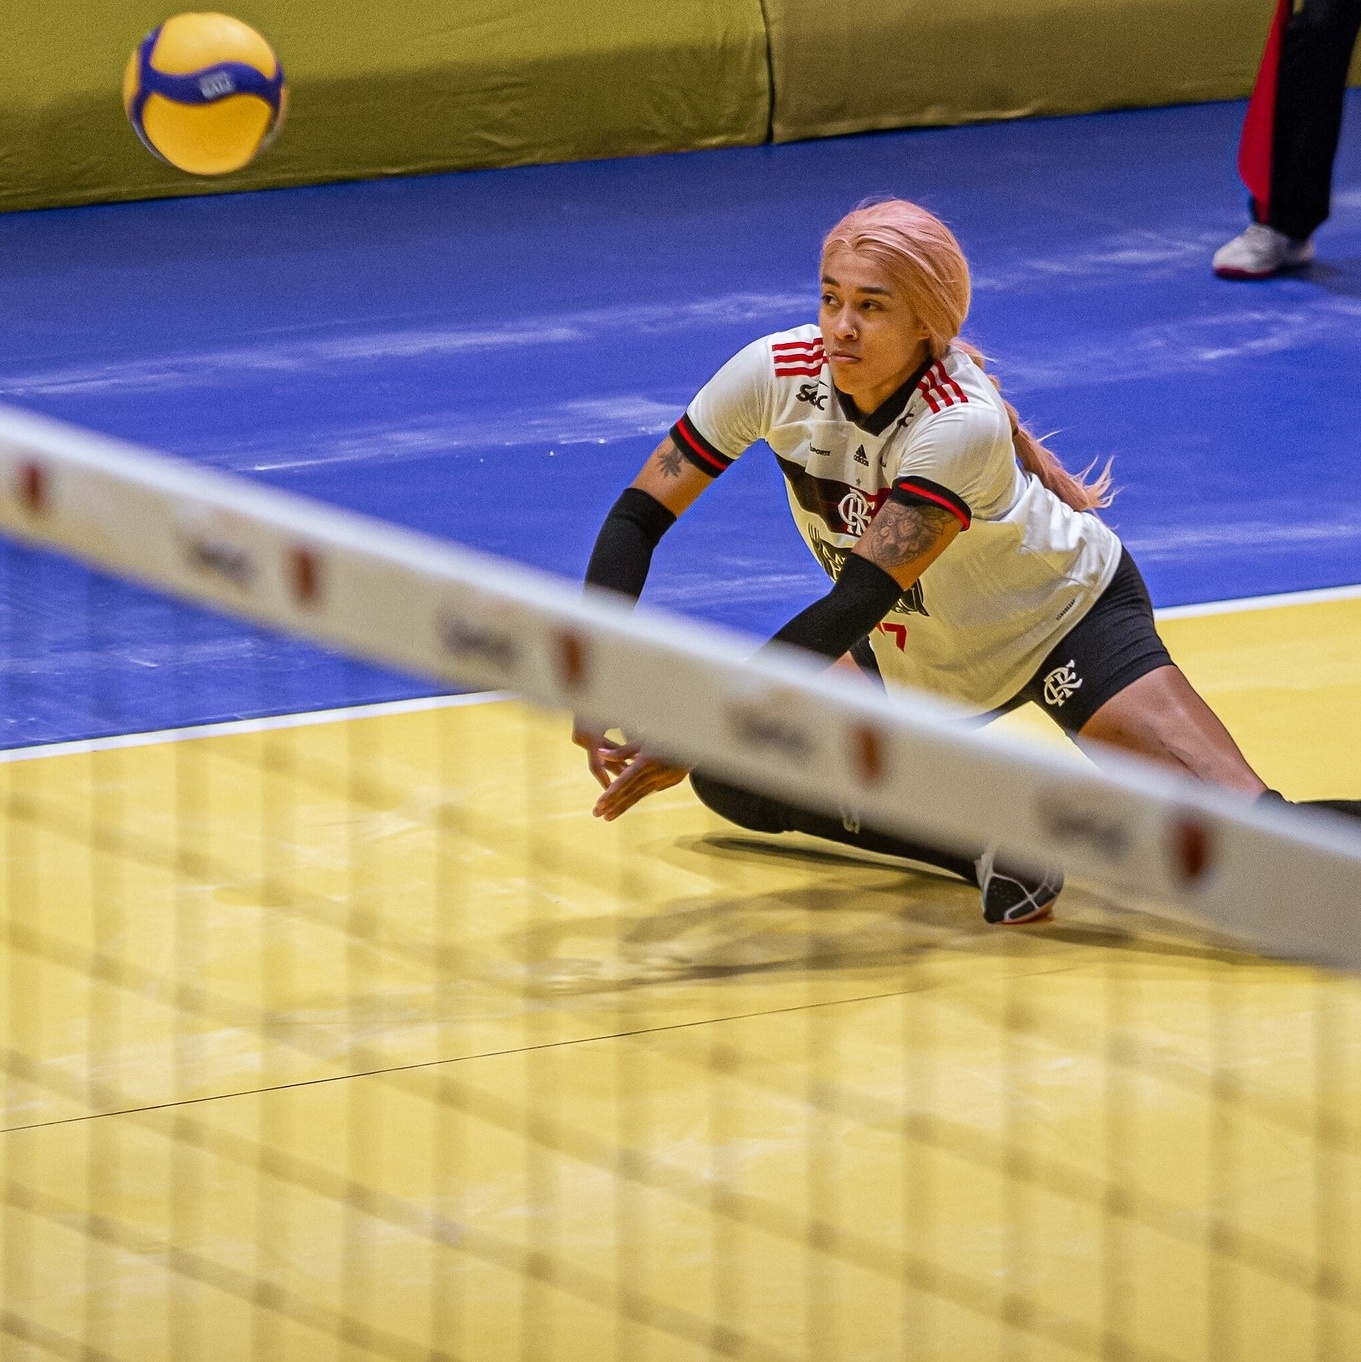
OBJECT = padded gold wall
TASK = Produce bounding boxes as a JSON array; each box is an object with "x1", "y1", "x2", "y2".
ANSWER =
[
  {"x1": 5, "y1": 0, "x2": 1360, "y2": 212},
  {"x1": 0, "y1": 1, "x2": 771, "y2": 212},
  {"x1": 766, "y1": 0, "x2": 1285, "y2": 141}
]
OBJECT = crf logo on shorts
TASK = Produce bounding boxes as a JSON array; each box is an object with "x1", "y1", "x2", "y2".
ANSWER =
[
  {"x1": 838, "y1": 489, "x2": 872, "y2": 536},
  {"x1": 1043, "y1": 661, "x2": 1083, "y2": 708}
]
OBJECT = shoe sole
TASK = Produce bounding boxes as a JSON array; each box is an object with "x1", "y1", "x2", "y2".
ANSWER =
[
  {"x1": 997, "y1": 902, "x2": 1055, "y2": 925},
  {"x1": 1213, "y1": 260, "x2": 1312, "y2": 280}
]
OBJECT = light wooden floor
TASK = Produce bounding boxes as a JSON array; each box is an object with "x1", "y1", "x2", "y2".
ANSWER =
[{"x1": 1, "y1": 595, "x2": 1359, "y2": 1361}]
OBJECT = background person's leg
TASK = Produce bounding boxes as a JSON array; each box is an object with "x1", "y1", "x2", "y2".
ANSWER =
[
  {"x1": 1217, "y1": 0, "x2": 1361, "y2": 275},
  {"x1": 1265, "y1": 0, "x2": 1361, "y2": 239}
]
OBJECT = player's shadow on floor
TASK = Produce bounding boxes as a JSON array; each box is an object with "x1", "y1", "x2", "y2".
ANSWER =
[
  {"x1": 688, "y1": 834, "x2": 1261, "y2": 966},
  {"x1": 516, "y1": 832, "x2": 1265, "y2": 995}
]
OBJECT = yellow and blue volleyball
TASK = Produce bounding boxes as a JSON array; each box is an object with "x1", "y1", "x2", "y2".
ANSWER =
[{"x1": 123, "y1": 13, "x2": 286, "y2": 176}]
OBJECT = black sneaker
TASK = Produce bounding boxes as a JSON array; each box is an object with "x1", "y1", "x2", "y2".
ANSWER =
[{"x1": 975, "y1": 848, "x2": 1063, "y2": 925}]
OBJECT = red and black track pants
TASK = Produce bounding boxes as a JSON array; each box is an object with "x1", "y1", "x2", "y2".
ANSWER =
[{"x1": 1240, "y1": 0, "x2": 1361, "y2": 240}]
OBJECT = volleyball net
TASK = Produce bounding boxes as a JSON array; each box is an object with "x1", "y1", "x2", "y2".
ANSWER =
[{"x1": 1, "y1": 401, "x2": 1359, "y2": 1361}]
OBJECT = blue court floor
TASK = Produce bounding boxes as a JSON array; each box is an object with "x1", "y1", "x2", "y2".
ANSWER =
[{"x1": 0, "y1": 94, "x2": 1359, "y2": 743}]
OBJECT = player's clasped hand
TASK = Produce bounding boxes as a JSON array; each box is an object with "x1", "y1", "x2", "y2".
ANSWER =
[
  {"x1": 571, "y1": 723, "x2": 690, "y2": 819},
  {"x1": 571, "y1": 722, "x2": 632, "y2": 789}
]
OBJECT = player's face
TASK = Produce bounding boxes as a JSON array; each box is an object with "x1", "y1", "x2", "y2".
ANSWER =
[{"x1": 819, "y1": 248, "x2": 932, "y2": 412}]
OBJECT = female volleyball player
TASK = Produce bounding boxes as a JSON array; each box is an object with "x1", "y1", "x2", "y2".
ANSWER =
[{"x1": 575, "y1": 198, "x2": 1295, "y2": 924}]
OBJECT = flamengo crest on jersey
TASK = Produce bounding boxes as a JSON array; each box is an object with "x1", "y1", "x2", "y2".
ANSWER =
[{"x1": 671, "y1": 325, "x2": 1122, "y2": 713}]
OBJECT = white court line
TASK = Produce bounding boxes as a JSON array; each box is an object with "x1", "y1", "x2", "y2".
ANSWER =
[
  {"x1": 2, "y1": 581, "x2": 1357, "y2": 766},
  {"x1": 1156, "y1": 582, "x2": 1361, "y2": 619},
  {"x1": 0, "y1": 691, "x2": 510, "y2": 765}
]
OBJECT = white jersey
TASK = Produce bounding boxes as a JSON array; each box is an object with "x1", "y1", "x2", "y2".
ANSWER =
[{"x1": 671, "y1": 325, "x2": 1122, "y2": 713}]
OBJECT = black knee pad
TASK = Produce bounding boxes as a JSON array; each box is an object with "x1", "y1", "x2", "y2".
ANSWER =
[
  {"x1": 1301, "y1": 797, "x2": 1361, "y2": 821},
  {"x1": 689, "y1": 772, "x2": 792, "y2": 834},
  {"x1": 690, "y1": 772, "x2": 979, "y2": 883}
]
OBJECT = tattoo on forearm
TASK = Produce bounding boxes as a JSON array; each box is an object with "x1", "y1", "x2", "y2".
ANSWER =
[
  {"x1": 656, "y1": 442, "x2": 685, "y2": 479},
  {"x1": 862, "y1": 501, "x2": 955, "y2": 568}
]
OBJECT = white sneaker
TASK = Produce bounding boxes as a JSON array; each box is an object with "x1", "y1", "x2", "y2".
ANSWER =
[{"x1": 1212, "y1": 223, "x2": 1314, "y2": 279}]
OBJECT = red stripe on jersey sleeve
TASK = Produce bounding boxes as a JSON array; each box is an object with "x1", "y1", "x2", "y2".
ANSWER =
[
  {"x1": 916, "y1": 362, "x2": 969, "y2": 411},
  {"x1": 773, "y1": 340, "x2": 824, "y2": 363},
  {"x1": 937, "y1": 362, "x2": 968, "y2": 405},
  {"x1": 927, "y1": 364, "x2": 956, "y2": 408},
  {"x1": 891, "y1": 476, "x2": 971, "y2": 528},
  {"x1": 670, "y1": 415, "x2": 733, "y2": 476},
  {"x1": 773, "y1": 339, "x2": 824, "y2": 377}
]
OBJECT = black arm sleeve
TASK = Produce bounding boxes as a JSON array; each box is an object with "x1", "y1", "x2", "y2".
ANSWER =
[
  {"x1": 764, "y1": 554, "x2": 905, "y2": 662},
  {"x1": 583, "y1": 487, "x2": 677, "y2": 601}
]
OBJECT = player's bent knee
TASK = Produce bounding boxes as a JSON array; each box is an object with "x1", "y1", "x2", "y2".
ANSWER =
[{"x1": 689, "y1": 772, "x2": 792, "y2": 834}]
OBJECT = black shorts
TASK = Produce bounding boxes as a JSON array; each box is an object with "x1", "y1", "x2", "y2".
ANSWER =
[{"x1": 999, "y1": 546, "x2": 1173, "y2": 734}]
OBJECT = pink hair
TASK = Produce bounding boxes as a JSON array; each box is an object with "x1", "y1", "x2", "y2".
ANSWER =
[{"x1": 822, "y1": 199, "x2": 1113, "y2": 513}]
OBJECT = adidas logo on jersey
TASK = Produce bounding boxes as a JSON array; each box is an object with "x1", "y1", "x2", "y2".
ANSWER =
[{"x1": 854, "y1": 445, "x2": 869, "y2": 466}]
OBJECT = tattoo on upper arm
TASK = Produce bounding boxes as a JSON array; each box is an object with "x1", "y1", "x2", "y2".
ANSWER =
[
  {"x1": 656, "y1": 442, "x2": 685, "y2": 478},
  {"x1": 862, "y1": 500, "x2": 956, "y2": 569}
]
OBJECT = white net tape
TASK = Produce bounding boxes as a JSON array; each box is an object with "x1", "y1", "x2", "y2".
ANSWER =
[{"x1": 1, "y1": 400, "x2": 1358, "y2": 968}]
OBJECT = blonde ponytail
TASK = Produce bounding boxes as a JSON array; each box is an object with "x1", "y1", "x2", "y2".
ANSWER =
[{"x1": 954, "y1": 342, "x2": 1114, "y2": 513}]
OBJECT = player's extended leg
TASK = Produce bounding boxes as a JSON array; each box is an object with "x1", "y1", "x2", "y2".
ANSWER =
[
  {"x1": 1074, "y1": 664, "x2": 1269, "y2": 794},
  {"x1": 1076, "y1": 665, "x2": 1361, "y2": 829},
  {"x1": 1075, "y1": 666, "x2": 1361, "y2": 827}
]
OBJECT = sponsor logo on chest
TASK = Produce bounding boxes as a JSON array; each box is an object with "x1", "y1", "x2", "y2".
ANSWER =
[{"x1": 789, "y1": 430, "x2": 891, "y2": 535}]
